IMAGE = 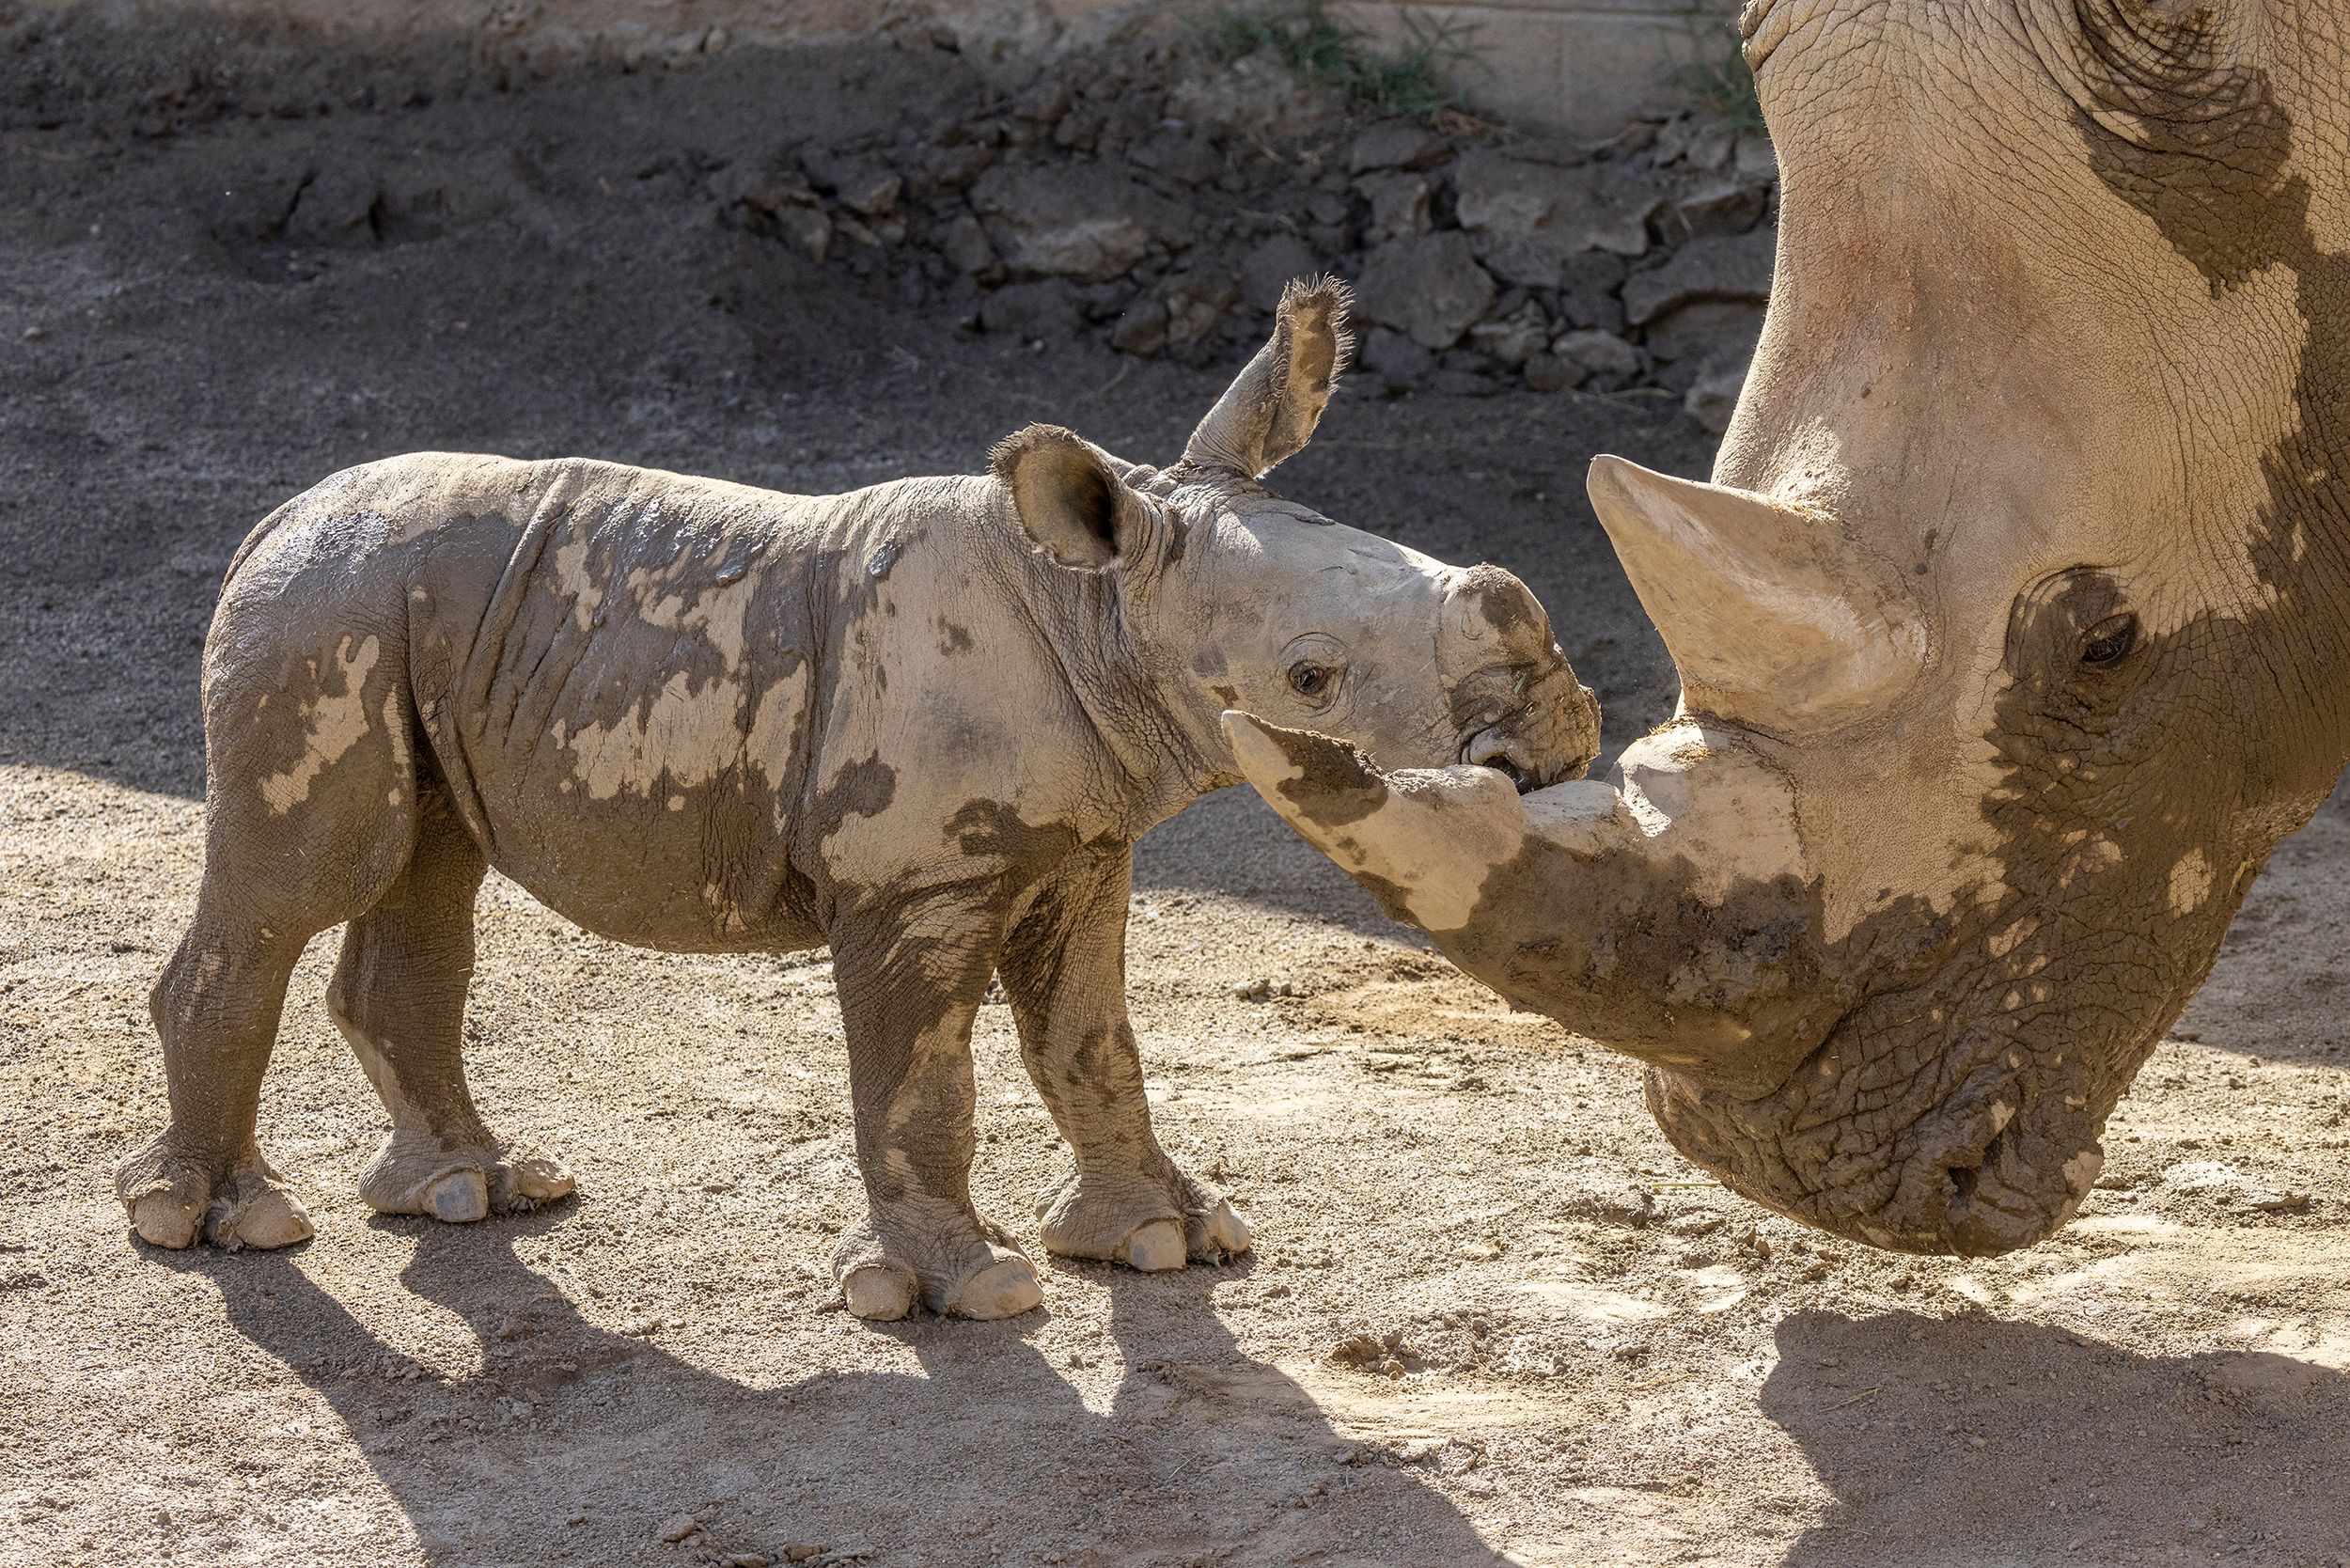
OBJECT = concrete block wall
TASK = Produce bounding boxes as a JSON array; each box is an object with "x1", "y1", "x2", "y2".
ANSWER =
[
  {"x1": 38, "y1": 0, "x2": 1744, "y2": 136},
  {"x1": 1336, "y1": 0, "x2": 1741, "y2": 135}
]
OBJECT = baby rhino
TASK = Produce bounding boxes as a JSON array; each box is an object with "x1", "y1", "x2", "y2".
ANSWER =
[{"x1": 116, "y1": 280, "x2": 1598, "y2": 1319}]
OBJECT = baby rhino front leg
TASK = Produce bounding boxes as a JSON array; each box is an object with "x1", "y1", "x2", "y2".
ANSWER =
[
  {"x1": 1000, "y1": 847, "x2": 1249, "y2": 1271},
  {"x1": 829, "y1": 893, "x2": 1044, "y2": 1322}
]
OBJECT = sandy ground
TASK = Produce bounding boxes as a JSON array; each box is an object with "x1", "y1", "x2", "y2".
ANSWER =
[{"x1": 7, "y1": 21, "x2": 2350, "y2": 1568}]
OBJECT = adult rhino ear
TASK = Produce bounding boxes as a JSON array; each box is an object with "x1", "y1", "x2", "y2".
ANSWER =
[
  {"x1": 1179, "y1": 274, "x2": 1353, "y2": 479},
  {"x1": 992, "y1": 423, "x2": 1152, "y2": 570}
]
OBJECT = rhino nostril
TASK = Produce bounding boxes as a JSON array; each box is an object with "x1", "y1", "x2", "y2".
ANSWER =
[{"x1": 1461, "y1": 729, "x2": 1538, "y2": 793}]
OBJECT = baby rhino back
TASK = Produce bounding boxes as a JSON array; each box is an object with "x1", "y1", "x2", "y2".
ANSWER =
[{"x1": 388, "y1": 456, "x2": 842, "y2": 949}]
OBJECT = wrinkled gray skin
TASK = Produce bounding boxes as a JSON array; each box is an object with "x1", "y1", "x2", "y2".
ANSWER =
[
  {"x1": 113, "y1": 279, "x2": 1598, "y2": 1320},
  {"x1": 1230, "y1": 2, "x2": 2350, "y2": 1258}
]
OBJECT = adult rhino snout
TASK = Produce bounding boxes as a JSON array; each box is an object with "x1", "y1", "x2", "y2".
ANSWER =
[{"x1": 1646, "y1": 1003, "x2": 2115, "y2": 1257}]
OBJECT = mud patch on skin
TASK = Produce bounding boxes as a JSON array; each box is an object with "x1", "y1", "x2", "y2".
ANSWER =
[
  {"x1": 1263, "y1": 729, "x2": 1389, "y2": 830},
  {"x1": 948, "y1": 799, "x2": 1083, "y2": 891},
  {"x1": 258, "y1": 633, "x2": 383, "y2": 813}
]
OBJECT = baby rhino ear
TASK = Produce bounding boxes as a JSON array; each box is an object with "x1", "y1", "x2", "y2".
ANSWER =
[
  {"x1": 991, "y1": 424, "x2": 1150, "y2": 570},
  {"x1": 1180, "y1": 274, "x2": 1354, "y2": 480}
]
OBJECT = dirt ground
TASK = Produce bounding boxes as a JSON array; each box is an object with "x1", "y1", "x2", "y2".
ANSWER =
[{"x1": 7, "y1": 18, "x2": 2350, "y2": 1568}]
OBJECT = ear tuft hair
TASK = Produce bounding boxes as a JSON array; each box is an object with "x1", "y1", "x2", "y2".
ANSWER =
[
  {"x1": 1179, "y1": 274, "x2": 1355, "y2": 480},
  {"x1": 1277, "y1": 273, "x2": 1355, "y2": 390}
]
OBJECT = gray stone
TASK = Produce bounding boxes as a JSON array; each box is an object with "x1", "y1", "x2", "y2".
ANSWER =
[
  {"x1": 1164, "y1": 267, "x2": 1239, "y2": 347},
  {"x1": 1012, "y1": 78, "x2": 1071, "y2": 126},
  {"x1": 1348, "y1": 120, "x2": 1452, "y2": 174},
  {"x1": 1521, "y1": 352, "x2": 1582, "y2": 392},
  {"x1": 1465, "y1": 300, "x2": 1551, "y2": 366},
  {"x1": 1641, "y1": 299, "x2": 1766, "y2": 366},
  {"x1": 1355, "y1": 171, "x2": 1432, "y2": 242},
  {"x1": 1552, "y1": 328, "x2": 1644, "y2": 389},
  {"x1": 776, "y1": 205, "x2": 831, "y2": 262},
  {"x1": 1133, "y1": 126, "x2": 1225, "y2": 186},
  {"x1": 734, "y1": 167, "x2": 819, "y2": 214},
  {"x1": 1668, "y1": 180, "x2": 1769, "y2": 240},
  {"x1": 1108, "y1": 296, "x2": 1169, "y2": 356},
  {"x1": 1355, "y1": 231, "x2": 1496, "y2": 351},
  {"x1": 1685, "y1": 352, "x2": 1752, "y2": 435},
  {"x1": 1734, "y1": 133, "x2": 1778, "y2": 180},
  {"x1": 1305, "y1": 190, "x2": 1353, "y2": 227},
  {"x1": 940, "y1": 213, "x2": 997, "y2": 277},
  {"x1": 919, "y1": 135, "x2": 998, "y2": 192},
  {"x1": 1553, "y1": 250, "x2": 1629, "y2": 333},
  {"x1": 1620, "y1": 230, "x2": 1776, "y2": 325},
  {"x1": 1654, "y1": 113, "x2": 1736, "y2": 172},
  {"x1": 1452, "y1": 150, "x2": 1659, "y2": 289},
  {"x1": 978, "y1": 278, "x2": 1083, "y2": 341},
  {"x1": 970, "y1": 163, "x2": 1191, "y2": 281},
  {"x1": 284, "y1": 165, "x2": 379, "y2": 246},
  {"x1": 1238, "y1": 233, "x2": 1320, "y2": 311},
  {"x1": 1051, "y1": 108, "x2": 1104, "y2": 153},
  {"x1": 1358, "y1": 325, "x2": 1434, "y2": 387},
  {"x1": 803, "y1": 151, "x2": 901, "y2": 218}
]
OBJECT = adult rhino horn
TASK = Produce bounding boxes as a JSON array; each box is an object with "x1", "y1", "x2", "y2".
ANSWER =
[
  {"x1": 1218, "y1": 709, "x2": 1839, "y2": 1097},
  {"x1": 1587, "y1": 456, "x2": 1923, "y2": 733}
]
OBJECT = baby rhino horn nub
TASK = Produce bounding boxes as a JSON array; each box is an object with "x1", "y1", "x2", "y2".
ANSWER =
[
  {"x1": 1180, "y1": 275, "x2": 1355, "y2": 479},
  {"x1": 1585, "y1": 455, "x2": 1924, "y2": 733}
]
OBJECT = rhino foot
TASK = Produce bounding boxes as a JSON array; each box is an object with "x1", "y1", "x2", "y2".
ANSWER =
[
  {"x1": 1034, "y1": 1163, "x2": 1251, "y2": 1270},
  {"x1": 356, "y1": 1135, "x2": 574, "y2": 1224},
  {"x1": 831, "y1": 1215, "x2": 1044, "y2": 1322},
  {"x1": 116, "y1": 1138, "x2": 315, "y2": 1252}
]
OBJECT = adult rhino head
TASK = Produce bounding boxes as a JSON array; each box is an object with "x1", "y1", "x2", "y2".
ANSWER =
[{"x1": 1227, "y1": 0, "x2": 2350, "y2": 1255}]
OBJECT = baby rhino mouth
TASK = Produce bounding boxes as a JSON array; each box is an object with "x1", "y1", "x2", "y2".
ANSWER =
[
  {"x1": 1461, "y1": 726, "x2": 1544, "y2": 792},
  {"x1": 1455, "y1": 665, "x2": 1602, "y2": 793}
]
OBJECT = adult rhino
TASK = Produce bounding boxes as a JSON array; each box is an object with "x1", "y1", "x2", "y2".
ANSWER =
[{"x1": 1226, "y1": 0, "x2": 2350, "y2": 1255}]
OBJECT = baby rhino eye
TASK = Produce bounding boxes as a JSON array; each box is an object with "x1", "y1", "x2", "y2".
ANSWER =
[
  {"x1": 1288, "y1": 661, "x2": 1335, "y2": 698},
  {"x1": 2080, "y1": 613, "x2": 2138, "y2": 667}
]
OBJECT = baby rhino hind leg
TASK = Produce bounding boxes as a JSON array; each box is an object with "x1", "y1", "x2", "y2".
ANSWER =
[
  {"x1": 118, "y1": 624, "x2": 418, "y2": 1249},
  {"x1": 1000, "y1": 847, "x2": 1249, "y2": 1272},
  {"x1": 327, "y1": 791, "x2": 574, "y2": 1223}
]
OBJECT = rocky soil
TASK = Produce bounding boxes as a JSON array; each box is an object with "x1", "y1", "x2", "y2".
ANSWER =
[{"x1": 6, "y1": 11, "x2": 2350, "y2": 1568}]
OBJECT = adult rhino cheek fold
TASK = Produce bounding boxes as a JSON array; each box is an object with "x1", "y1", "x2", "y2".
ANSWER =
[{"x1": 1234, "y1": 0, "x2": 2350, "y2": 1256}]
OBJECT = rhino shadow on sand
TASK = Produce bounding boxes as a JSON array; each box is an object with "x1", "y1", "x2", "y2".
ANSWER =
[
  {"x1": 1762, "y1": 1309, "x2": 2350, "y2": 1566},
  {"x1": 163, "y1": 1212, "x2": 1514, "y2": 1567}
]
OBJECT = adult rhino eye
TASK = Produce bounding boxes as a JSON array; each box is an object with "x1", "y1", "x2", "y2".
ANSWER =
[
  {"x1": 1288, "y1": 661, "x2": 1336, "y2": 699},
  {"x1": 2080, "y1": 613, "x2": 2138, "y2": 667}
]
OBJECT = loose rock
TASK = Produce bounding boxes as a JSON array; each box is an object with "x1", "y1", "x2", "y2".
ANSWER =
[
  {"x1": 1356, "y1": 170, "x2": 1433, "y2": 242},
  {"x1": 1355, "y1": 231, "x2": 1495, "y2": 351},
  {"x1": 1621, "y1": 229, "x2": 1776, "y2": 325},
  {"x1": 1553, "y1": 328, "x2": 1644, "y2": 389},
  {"x1": 969, "y1": 163, "x2": 1187, "y2": 281},
  {"x1": 1454, "y1": 150, "x2": 1658, "y2": 287},
  {"x1": 1348, "y1": 119, "x2": 1452, "y2": 173}
]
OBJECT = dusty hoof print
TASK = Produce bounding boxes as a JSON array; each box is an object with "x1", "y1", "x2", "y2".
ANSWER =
[
  {"x1": 423, "y1": 1169, "x2": 489, "y2": 1224},
  {"x1": 1122, "y1": 1218, "x2": 1187, "y2": 1272},
  {"x1": 841, "y1": 1264, "x2": 917, "y2": 1322},
  {"x1": 946, "y1": 1256, "x2": 1045, "y2": 1320}
]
